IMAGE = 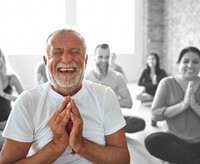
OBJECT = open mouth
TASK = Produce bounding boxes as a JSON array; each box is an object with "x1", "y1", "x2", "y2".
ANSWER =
[
  {"x1": 186, "y1": 69, "x2": 195, "y2": 73},
  {"x1": 58, "y1": 67, "x2": 77, "y2": 73}
]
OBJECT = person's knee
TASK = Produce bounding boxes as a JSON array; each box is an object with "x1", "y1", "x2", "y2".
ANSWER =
[
  {"x1": 124, "y1": 117, "x2": 146, "y2": 133},
  {"x1": 145, "y1": 132, "x2": 165, "y2": 154},
  {"x1": 130, "y1": 117, "x2": 145, "y2": 130},
  {"x1": 139, "y1": 118, "x2": 146, "y2": 130}
]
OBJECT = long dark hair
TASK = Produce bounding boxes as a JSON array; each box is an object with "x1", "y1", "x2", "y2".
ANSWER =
[{"x1": 146, "y1": 52, "x2": 160, "y2": 74}]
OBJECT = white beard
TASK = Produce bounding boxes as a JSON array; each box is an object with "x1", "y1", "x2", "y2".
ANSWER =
[{"x1": 47, "y1": 65, "x2": 85, "y2": 95}]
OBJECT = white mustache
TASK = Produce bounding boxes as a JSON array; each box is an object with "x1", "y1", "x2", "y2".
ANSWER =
[{"x1": 56, "y1": 62, "x2": 77, "y2": 69}]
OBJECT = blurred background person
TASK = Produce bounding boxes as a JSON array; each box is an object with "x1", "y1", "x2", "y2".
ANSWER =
[
  {"x1": 0, "y1": 48, "x2": 24, "y2": 131},
  {"x1": 86, "y1": 44, "x2": 145, "y2": 133},
  {"x1": 136, "y1": 52, "x2": 167, "y2": 104},
  {"x1": 136, "y1": 53, "x2": 167, "y2": 126},
  {"x1": 109, "y1": 52, "x2": 127, "y2": 81},
  {"x1": 34, "y1": 61, "x2": 48, "y2": 85}
]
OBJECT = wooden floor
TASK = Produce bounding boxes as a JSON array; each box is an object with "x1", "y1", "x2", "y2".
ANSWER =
[{"x1": 125, "y1": 83, "x2": 166, "y2": 164}]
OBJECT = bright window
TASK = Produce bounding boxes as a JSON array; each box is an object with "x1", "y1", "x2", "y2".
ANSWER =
[
  {"x1": 77, "y1": 0, "x2": 135, "y2": 54},
  {"x1": 0, "y1": 0, "x2": 66, "y2": 55},
  {"x1": 0, "y1": 0, "x2": 134, "y2": 55}
]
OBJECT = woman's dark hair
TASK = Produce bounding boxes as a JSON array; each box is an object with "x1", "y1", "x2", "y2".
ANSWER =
[
  {"x1": 147, "y1": 52, "x2": 160, "y2": 74},
  {"x1": 177, "y1": 46, "x2": 200, "y2": 63}
]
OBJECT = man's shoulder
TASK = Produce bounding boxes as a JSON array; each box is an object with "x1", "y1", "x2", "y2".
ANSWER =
[
  {"x1": 108, "y1": 69, "x2": 126, "y2": 82},
  {"x1": 83, "y1": 80, "x2": 116, "y2": 101},
  {"x1": 108, "y1": 69, "x2": 120, "y2": 76},
  {"x1": 84, "y1": 79, "x2": 112, "y2": 93},
  {"x1": 28, "y1": 83, "x2": 48, "y2": 92},
  {"x1": 20, "y1": 83, "x2": 47, "y2": 99},
  {"x1": 84, "y1": 79, "x2": 108, "y2": 88}
]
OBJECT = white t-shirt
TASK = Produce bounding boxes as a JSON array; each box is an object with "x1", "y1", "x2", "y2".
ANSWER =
[{"x1": 3, "y1": 80, "x2": 126, "y2": 164}]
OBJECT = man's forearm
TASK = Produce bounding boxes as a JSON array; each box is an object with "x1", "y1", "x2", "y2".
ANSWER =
[
  {"x1": 79, "y1": 139, "x2": 130, "y2": 164},
  {"x1": 119, "y1": 99, "x2": 133, "y2": 109},
  {"x1": 14, "y1": 141, "x2": 66, "y2": 164}
]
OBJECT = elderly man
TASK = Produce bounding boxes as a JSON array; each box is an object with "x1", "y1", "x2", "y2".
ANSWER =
[
  {"x1": 0, "y1": 29, "x2": 130, "y2": 164},
  {"x1": 86, "y1": 44, "x2": 145, "y2": 133}
]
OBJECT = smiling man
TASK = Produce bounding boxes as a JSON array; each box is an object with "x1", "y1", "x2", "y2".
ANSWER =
[
  {"x1": 0, "y1": 29, "x2": 130, "y2": 164},
  {"x1": 86, "y1": 44, "x2": 146, "y2": 134}
]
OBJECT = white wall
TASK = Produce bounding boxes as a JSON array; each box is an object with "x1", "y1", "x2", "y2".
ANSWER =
[{"x1": 7, "y1": 55, "x2": 44, "y2": 89}]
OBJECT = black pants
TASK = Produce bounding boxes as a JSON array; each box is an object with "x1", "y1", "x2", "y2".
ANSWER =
[
  {"x1": 124, "y1": 116, "x2": 145, "y2": 133},
  {"x1": 145, "y1": 132, "x2": 200, "y2": 164}
]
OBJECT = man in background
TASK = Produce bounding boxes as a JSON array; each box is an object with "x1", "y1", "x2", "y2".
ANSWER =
[{"x1": 86, "y1": 44, "x2": 145, "y2": 133}]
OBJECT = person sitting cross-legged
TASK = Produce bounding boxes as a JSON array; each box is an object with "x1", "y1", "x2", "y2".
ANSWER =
[{"x1": 86, "y1": 43, "x2": 146, "y2": 133}]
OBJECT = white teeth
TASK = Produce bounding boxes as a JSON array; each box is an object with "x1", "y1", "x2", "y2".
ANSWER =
[
  {"x1": 59, "y1": 67, "x2": 75, "y2": 72},
  {"x1": 187, "y1": 69, "x2": 194, "y2": 72}
]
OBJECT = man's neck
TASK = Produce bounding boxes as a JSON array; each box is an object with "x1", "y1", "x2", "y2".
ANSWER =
[
  {"x1": 51, "y1": 84, "x2": 82, "y2": 97},
  {"x1": 94, "y1": 69, "x2": 108, "y2": 81}
]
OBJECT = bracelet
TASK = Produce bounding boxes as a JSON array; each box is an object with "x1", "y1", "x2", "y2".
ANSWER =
[
  {"x1": 77, "y1": 137, "x2": 86, "y2": 154},
  {"x1": 71, "y1": 137, "x2": 86, "y2": 155}
]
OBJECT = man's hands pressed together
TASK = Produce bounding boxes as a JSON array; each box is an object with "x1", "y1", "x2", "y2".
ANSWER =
[{"x1": 49, "y1": 96, "x2": 84, "y2": 155}]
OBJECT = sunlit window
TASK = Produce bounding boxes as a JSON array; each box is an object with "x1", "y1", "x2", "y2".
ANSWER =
[
  {"x1": 0, "y1": 0, "x2": 66, "y2": 55},
  {"x1": 76, "y1": 0, "x2": 134, "y2": 54},
  {"x1": 0, "y1": 0, "x2": 134, "y2": 55}
]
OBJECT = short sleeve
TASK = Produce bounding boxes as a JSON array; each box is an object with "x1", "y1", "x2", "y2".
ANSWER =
[
  {"x1": 103, "y1": 88, "x2": 126, "y2": 135},
  {"x1": 2, "y1": 91, "x2": 35, "y2": 142}
]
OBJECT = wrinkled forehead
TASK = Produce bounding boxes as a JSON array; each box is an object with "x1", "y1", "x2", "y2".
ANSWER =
[{"x1": 50, "y1": 32, "x2": 84, "y2": 48}]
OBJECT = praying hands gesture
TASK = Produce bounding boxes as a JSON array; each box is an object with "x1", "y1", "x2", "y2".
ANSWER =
[
  {"x1": 183, "y1": 81, "x2": 198, "y2": 108},
  {"x1": 49, "y1": 96, "x2": 84, "y2": 155},
  {"x1": 182, "y1": 81, "x2": 200, "y2": 117},
  {"x1": 164, "y1": 81, "x2": 199, "y2": 118},
  {"x1": 182, "y1": 81, "x2": 193, "y2": 109},
  {"x1": 188, "y1": 82, "x2": 200, "y2": 117}
]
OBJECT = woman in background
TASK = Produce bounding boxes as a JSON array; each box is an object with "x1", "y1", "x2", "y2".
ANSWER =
[
  {"x1": 136, "y1": 52, "x2": 167, "y2": 103},
  {"x1": 145, "y1": 46, "x2": 200, "y2": 164},
  {"x1": 136, "y1": 53, "x2": 167, "y2": 126},
  {"x1": 0, "y1": 49, "x2": 24, "y2": 130}
]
